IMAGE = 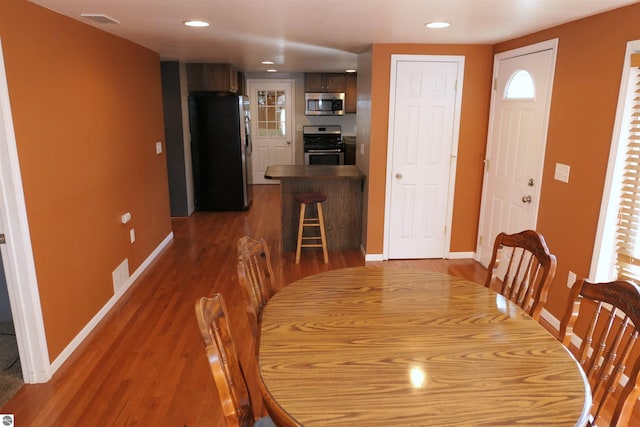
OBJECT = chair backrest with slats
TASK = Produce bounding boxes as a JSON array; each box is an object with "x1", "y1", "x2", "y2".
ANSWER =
[
  {"x1": 237, "y1": 236, "x2": 276, "y2": 338},
  {"x1": 484, "y1": 230, "x2": 557, "y2": 320},
  {"x1": 559, "y1": 279, "x2": 640, "y2": 427},
  {"x1": 195, "y1": 294, "x2": 254, "y2": 427}
]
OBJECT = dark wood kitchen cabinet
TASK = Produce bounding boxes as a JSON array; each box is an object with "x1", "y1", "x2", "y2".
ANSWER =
[
  {"x1": 186, "y1": 63, "x2": 238, "y2": 93},
  {"x1": 237, "y1": 71, "x2": 247, "y2": 96},
  {"x1": 345, "y1": 72, "x2": 357, "y2": 113},
  {"x1": 264, "y1": 165, "x2": 365, "y2": 251},
  {"x1": 305, "y1": 73, "x2": 346, "y2": 92}
]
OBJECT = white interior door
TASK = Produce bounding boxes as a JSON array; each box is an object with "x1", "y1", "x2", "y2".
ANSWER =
[
  {"x1": 476, "y1": 40, "x2": 558, "y2": 266},
  {"x1": 248, "y1": 80, "x2": 294, "y2": 185},
  {"x1": 385, "y1": 55, "x2": 464, "y2": 259}
]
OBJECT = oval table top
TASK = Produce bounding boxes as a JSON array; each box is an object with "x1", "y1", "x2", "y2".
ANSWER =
[{"x1": 259, "y1": 266, "x2": 590, "y2": 427}]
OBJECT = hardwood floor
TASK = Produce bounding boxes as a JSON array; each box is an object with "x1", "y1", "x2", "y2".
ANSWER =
[{"x1": 1, "y1": 184, "x2": 631, "y2": 426}]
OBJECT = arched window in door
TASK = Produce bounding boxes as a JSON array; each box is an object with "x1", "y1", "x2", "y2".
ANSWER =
[{"x1": 504, "y1": 69, "x2": 535, "y2": 100}]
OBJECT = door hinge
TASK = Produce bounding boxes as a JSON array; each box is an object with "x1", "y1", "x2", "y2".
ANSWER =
[
  {"x1": 493, "y1": 78, "x2": 497, "y2": 90},
  {"x1": 478, "y1": 235, "x2": 483, "y2": 246},
  {"x1": 484, "y1": 158, "x2": 490, "y2": 172},
  {"x1": 0, "y1": 234, "x2": 5, "y2": 244}
]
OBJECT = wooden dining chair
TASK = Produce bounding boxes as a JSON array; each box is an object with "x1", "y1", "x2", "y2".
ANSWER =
[
  {"x1": 484, "y1": 230, "x2": 557, "y2": 320},
  {"x1": 237, "y1": 236, "x2": 276, "y2": 339},
  {"x1": 195, "y1": 294, "x2": 276, "y2": 427},
  {"x1": 559, "y1": 279, "x2": 640, "y2": 427}
]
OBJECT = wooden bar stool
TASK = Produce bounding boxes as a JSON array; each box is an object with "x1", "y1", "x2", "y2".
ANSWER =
[{"x1": 295, "y1": 192, "x2": 328, "y2": 264}]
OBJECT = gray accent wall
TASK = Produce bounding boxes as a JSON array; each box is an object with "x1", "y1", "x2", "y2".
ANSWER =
[
  {"x1": 0, "y1": 259, "x2": 12, "y2": 322},
  {"x1": 161, "y1": 61, "x2": 193, "y2": 217}
]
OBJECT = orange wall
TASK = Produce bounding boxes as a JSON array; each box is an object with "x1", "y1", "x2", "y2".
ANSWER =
[
  {"x1": 366, "y1": 4, "x2": 640, "y2": 321},
  {"x1": 492, "y1": 3, "x2": 640, "y2": 319},
  {"x1": 367, "y1": 44, "x2": 493, "y2": 254},
  {"x1": 0, "y1": 0, "x2": 171, "y2": 359}
]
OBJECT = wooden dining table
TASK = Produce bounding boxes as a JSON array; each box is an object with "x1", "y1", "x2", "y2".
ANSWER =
[{"x1": 258, "y1": 266, "x2": 591, "y2": 426}]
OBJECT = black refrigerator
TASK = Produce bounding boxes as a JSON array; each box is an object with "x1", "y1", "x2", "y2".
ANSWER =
[{"x1": 188, "y1": 94, "x2": 252, "y2": 211}]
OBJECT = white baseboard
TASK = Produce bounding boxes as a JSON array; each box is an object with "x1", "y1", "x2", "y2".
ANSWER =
[
  {"x1": 365, "y1": 253, "x2": 384, "y2": 261},
  {"x1": 448, "y1": 251, "x2": 475, "y2": 259},
  {"x1": 50, "y1": 232, "x2": 174, "y2": 374}
]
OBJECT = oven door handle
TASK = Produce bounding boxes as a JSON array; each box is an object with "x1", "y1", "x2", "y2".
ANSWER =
[{"x1": 306, "y1": 149, "x2": 343, "y2": 153}]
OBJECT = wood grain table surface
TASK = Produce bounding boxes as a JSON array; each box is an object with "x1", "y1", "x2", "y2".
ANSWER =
[{"x1": 259, "y1": 266, "x2": 591, "y2": 426}]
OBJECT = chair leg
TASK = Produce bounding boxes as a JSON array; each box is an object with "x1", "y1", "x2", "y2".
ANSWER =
[
  {"x1": 317, "y1": 203, "x2": 328, "y2": 263},
  {"x1": 295, "y1": 203, "x2": 306, "y2": 264}
]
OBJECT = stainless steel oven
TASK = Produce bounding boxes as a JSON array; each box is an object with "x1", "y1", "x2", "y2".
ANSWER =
[
  {"x1": 305, "y1": 149, "x2": 345, "y2": 165},
  {"x1": 303, "y1": 125, "x2": 345, "y2": 165}
]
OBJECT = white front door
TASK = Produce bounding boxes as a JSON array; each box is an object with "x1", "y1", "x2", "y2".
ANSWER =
[
  {"x1": 476, "y1": 40, "x2": 558, "y2": 266},
  {"x1": 247, "y1": 80, "x2": 295, "y2": 185},
  {"x1": 385, "y1": 55, "x2": 464, "y2": 259}
]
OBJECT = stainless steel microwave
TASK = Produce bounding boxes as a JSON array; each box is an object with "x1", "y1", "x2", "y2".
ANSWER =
[{"x1": 305, "y1": 92, "x2": 345, "y2": 116}]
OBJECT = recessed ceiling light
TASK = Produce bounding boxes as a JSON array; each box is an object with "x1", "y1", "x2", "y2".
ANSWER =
[
  {"x1": 266, "y1": 69, "x2": 278, "y2": 73},
  {"x1": 425, "y1": 21, "x2": 450, "y2": 29},
  {"x1": 184, "y1": 20, "x2": 210, "y2": 27},
  {"x1": 262, "y1": 60, "x2": 275, "y2": 65}
]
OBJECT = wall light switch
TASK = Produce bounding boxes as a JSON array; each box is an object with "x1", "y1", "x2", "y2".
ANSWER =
[
  {"x1": 129, "y1": 229, "x2": 136, "y2": 243},
  {"x1": 554, "y1": 163, "x2": 570, "y2": 183},
  {"x1": 360, "y1": 143, "x2": 365, "y2": 155},
  {"x1": 155, "y1": 141, "x2": 162, "y2": 154},
  {"x1": 120, "y1": 212, "x2": 131, "y2": 224}
]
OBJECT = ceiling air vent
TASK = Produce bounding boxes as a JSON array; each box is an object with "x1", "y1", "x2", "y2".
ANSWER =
[{"x1": 80, "y1": 14, "x2": 120, "y2": 25}]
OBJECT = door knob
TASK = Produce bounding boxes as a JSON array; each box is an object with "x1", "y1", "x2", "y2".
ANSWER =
[
  {"x1": 522, "y1": 195, "x2": 532, "y2": 203},
  {"x1": 395, "y1": 172, "x2": 403, "y2": 179}
]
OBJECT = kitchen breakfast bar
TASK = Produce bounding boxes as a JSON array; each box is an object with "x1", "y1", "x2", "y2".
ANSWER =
[{"x1": 264, "y1": 165, "x2": 365, "y2": 252}]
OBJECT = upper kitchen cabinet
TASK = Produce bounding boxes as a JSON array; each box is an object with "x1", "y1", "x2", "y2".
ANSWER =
[
  {"x1": 345, "y1": 72, "x2": 357, "y2": 114},
  {"x1": 305, "y1": 73, "x2": 346, "y2": 93},
  {"x1": 237, "y1": 71, "x2": 247, "y2": 96},
  {"x1": 187, "y1": 63, "x2": 238, "y2": 93}
]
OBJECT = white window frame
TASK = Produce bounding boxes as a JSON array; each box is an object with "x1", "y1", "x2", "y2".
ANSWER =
[{"x1": 591, "y1": 40, "x2": 640, "y2": 281}]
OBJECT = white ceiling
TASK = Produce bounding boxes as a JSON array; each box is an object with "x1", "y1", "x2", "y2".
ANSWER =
[{"x1": 28, "y1": 0, "x2": 639, "y2": 73}]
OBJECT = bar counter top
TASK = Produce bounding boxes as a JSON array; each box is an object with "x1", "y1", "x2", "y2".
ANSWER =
[
  {"x1": 264, "y1": 165, "x2": 365, "y2": 180},
  {"x1": 264, "y1": 164, "x2": 365, "y2": 252}
]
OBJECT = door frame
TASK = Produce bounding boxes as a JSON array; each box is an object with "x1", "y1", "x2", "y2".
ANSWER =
[
  {"x1": 383, "y1": 54, "x2": 465, "y2": 260},
  {"x1": 0, "y1": 38, "x2": 51, "y2": 383},
  {"x1": 246, "y1": 78, "x2": 296, "y2": 184},
  {"x1": 475, "y1": 39, "x2": 558, "y2": 265}
]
